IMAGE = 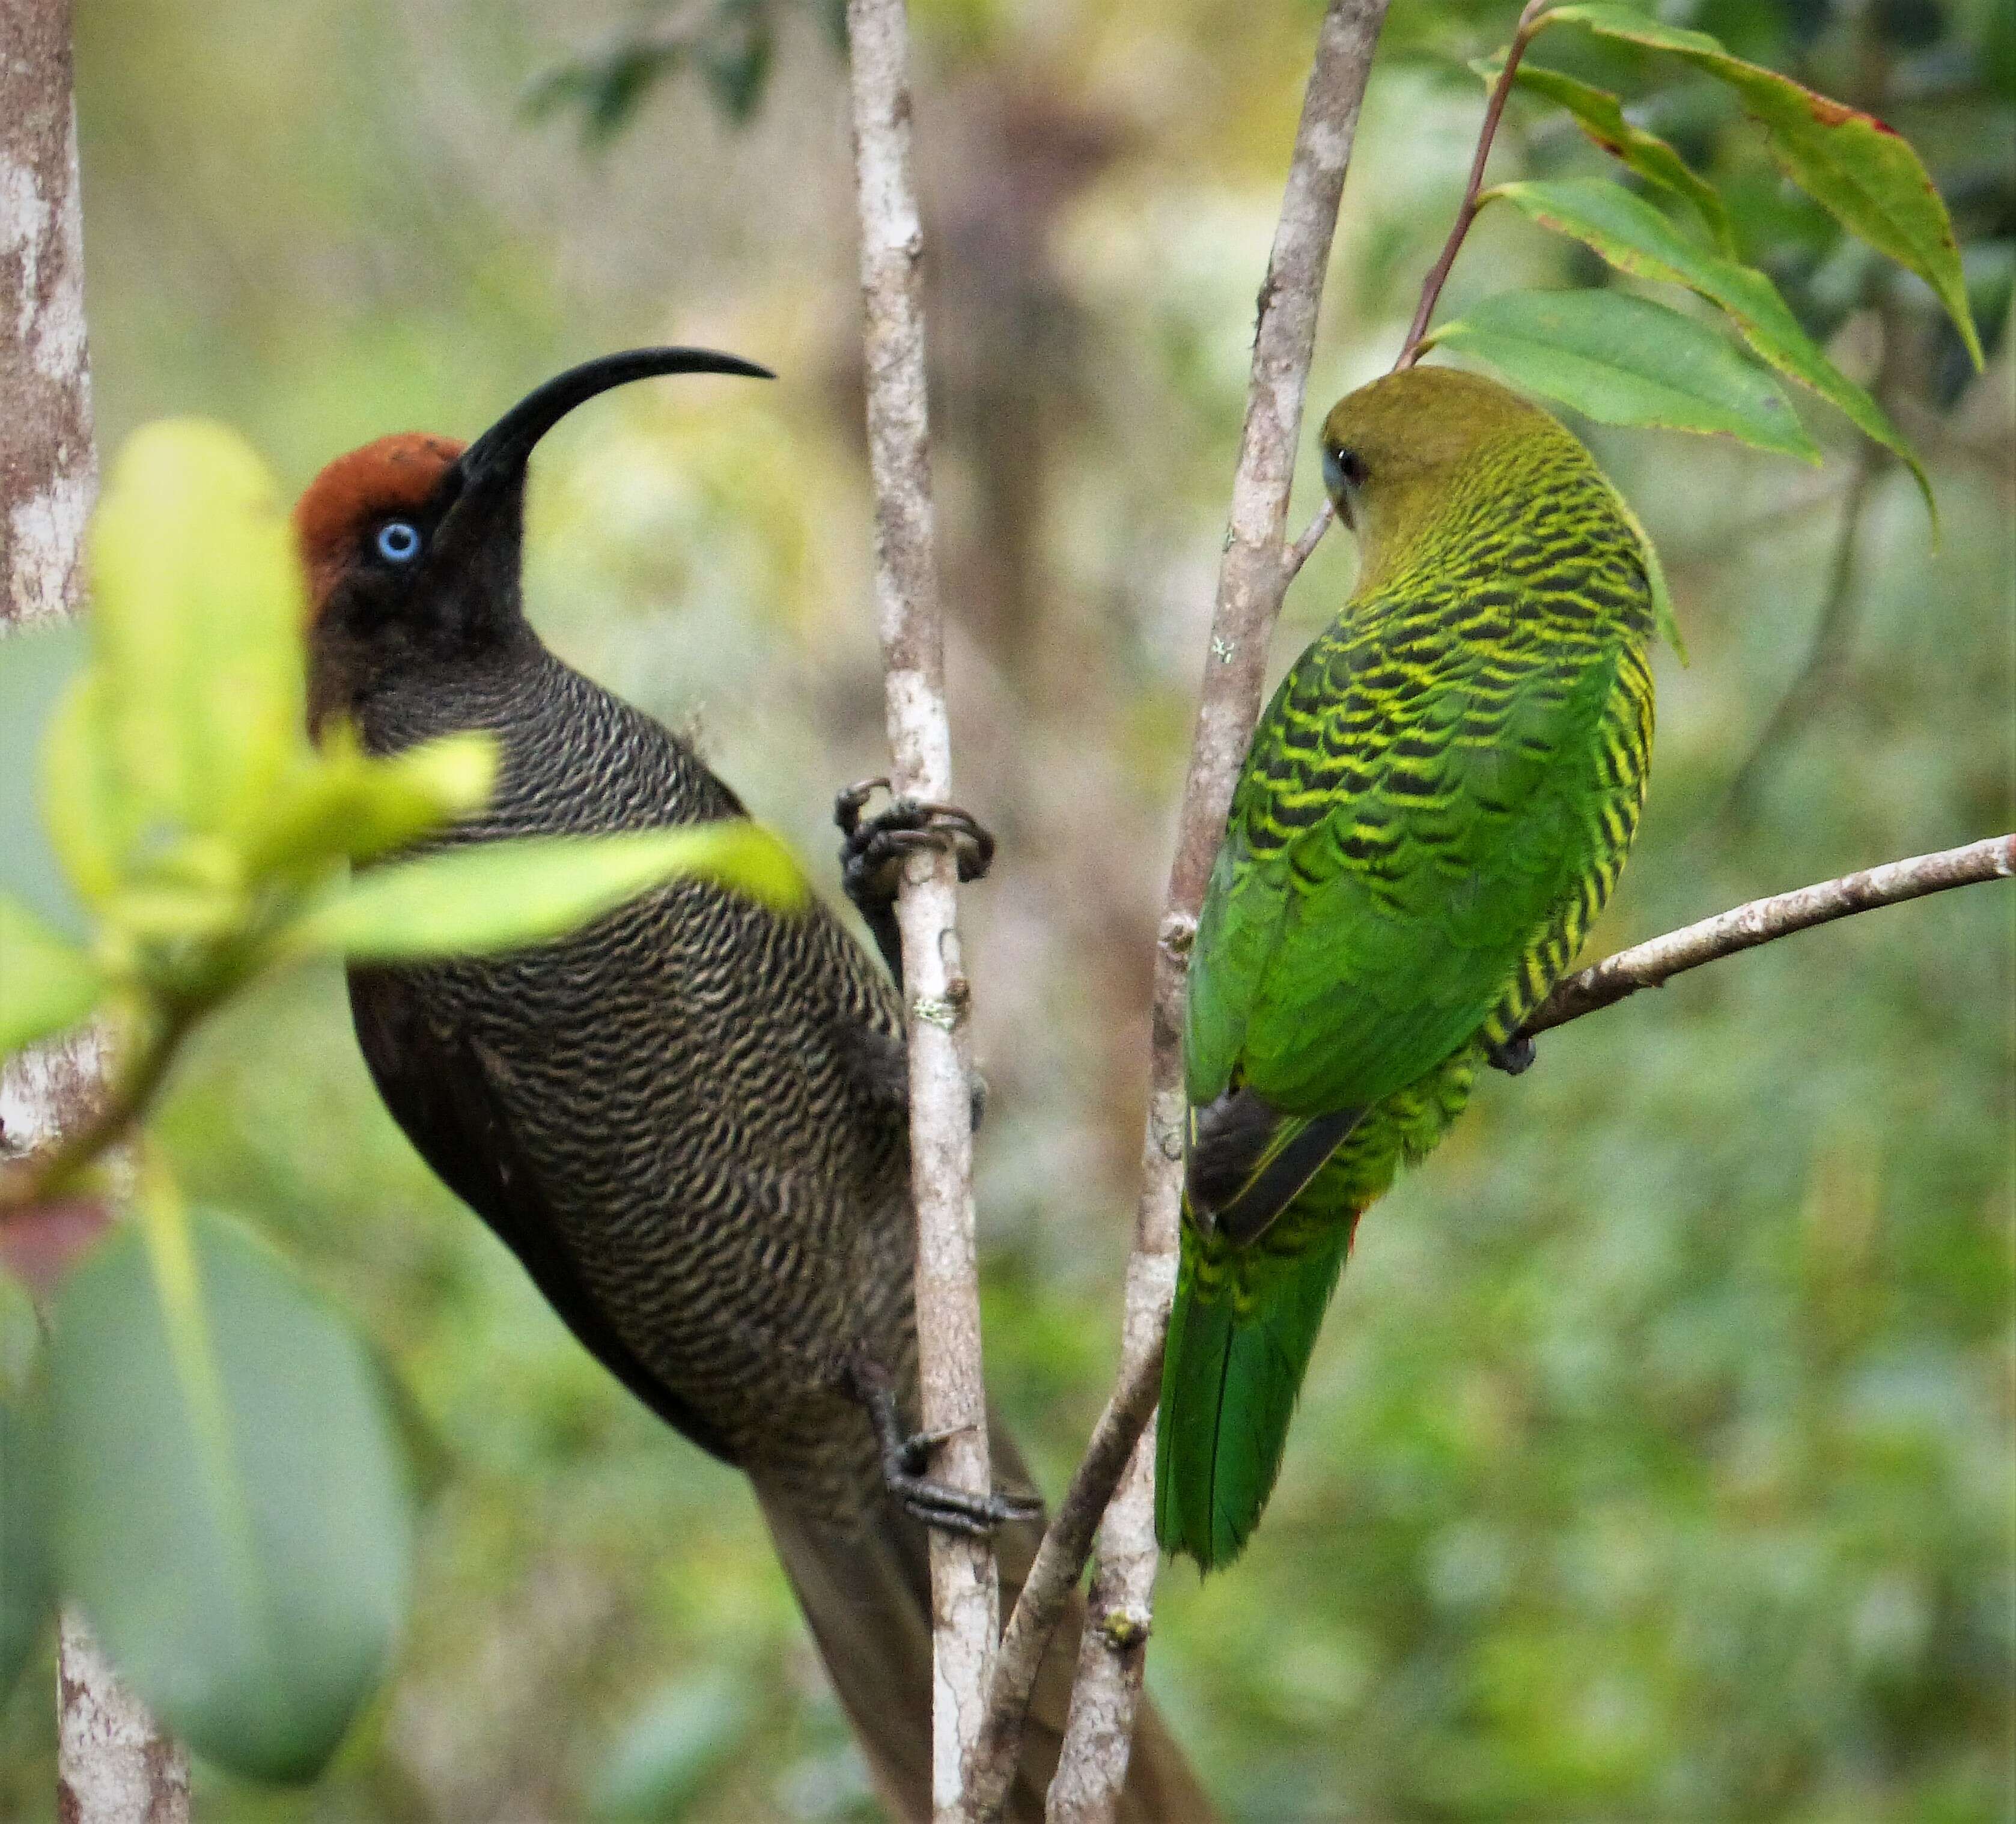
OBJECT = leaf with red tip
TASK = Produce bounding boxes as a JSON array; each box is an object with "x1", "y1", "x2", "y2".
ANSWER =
[
  {"x1": 1480, "y1": 58, "x2": 1735, "y2": 254},
  {"x1": 1539, "y1": 3, "x2": 1983, "y2": 366},
  {"x1": 1490, "y1": 178, "x2": 1932, "y2": 516}
]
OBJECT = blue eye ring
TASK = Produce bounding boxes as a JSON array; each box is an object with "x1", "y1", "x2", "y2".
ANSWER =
[{"x1": 376, "y1": 520, "x2": 422, "y2": 564}]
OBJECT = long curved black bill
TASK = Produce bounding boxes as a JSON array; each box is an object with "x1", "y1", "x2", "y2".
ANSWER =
[{"x1": 453, "y1": 346, "x2": 774, "y2": 499}]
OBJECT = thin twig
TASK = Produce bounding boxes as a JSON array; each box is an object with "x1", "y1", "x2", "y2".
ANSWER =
[
  {"x1": 844, "y1": 1, "x2": 997, "y2": 1816},
  {"x1": 1284, "y1": 499, "x2": 1336, "y2": 582},
  {"x1": 1393, "y1": 0, "x2": 1552, "y2": 369},
  {"x1": 1521, "y1": 834, "x2": 2016, "y2": 1037},
  {"x1": 1003, "y1": 7, "x2": 1392, "y2": 1819}
]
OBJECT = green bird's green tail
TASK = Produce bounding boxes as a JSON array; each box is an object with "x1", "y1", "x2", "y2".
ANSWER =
[{"x1": 1154, "y1": 1214, "x2": 1356, "y2": 1572}]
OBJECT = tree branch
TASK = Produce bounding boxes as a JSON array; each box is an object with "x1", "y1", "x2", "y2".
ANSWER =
[
  {"x1": 1393, "y1": 0, "x2": 1550, "y2": 369},
  {"x1": 1, "y1": 4, "x2": 190, "y2": 1818},
  {"x1": 988, "y1": 8, "x2": 1392, "y2": 1817},
  {"x1": 1523, "y1": 834, "x2": 2016, "y2": 1038},
  {"x1": 967, "y1": 1315, "x2": 1166, "y2": 1820},
  {"x1": 843, "y1": 1, "x2": 998, "y2": 1816}
]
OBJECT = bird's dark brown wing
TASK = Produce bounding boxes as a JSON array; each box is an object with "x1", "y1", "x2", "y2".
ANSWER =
[{"x1": 348, "y1": 965, "x2": 735, "y2": 1465}]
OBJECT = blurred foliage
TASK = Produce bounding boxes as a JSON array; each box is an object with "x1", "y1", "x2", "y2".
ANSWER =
[
  {"x1": 1, "y1": 0, "x2": 2009, "y2": 1818},
  {"x1": 0, "y1": 422, "x2": 808, "y2": 1778}
]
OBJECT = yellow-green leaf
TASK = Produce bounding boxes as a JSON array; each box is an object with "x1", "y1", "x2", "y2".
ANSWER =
[
  {"x1": 0, "y1": 896, "x2": 105, "y2": 1056},
  {"x1": 1480, "y1": 58, "x2": 1735, "y2": 254},
  {"x1": 38, "y1": 671, "x2": 132, "y2": 909},
  {"x1": 277, "y1": 822, "x2": 808, "y2": 964},
  {"x1": 87, "y1": 421, "x2": 309, "y2": 851},
  {"x1": 1489, "y1": 178, "x2": 1932, "y2": 516},
  {"x1": 243, "y1": 729, "x2": 498, "y2": 878},
  {"x1": 1539, "y1": 2, "x2": 1982, "y2": 366},
  {"x1": 1427, "y1": 288, "x2": 1821, "y2": 462}
]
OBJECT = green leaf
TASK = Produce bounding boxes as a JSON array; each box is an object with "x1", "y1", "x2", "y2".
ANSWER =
[
  {"x1": 1539, "y1": 2, "x2": 1983, "y2": 366},
  {"x1": 278, "y1": 821, "x2": 809, "y2": 964},
  {"x1": 1482, "y1": 58, "x2": 1735, "y2": 254},
  {"x1": 1427, "y1": 288, "x2": 1821, "y2": 461},
  {"x1": 50, "y1": 1203, "x2": 412, "y2": 1782},
  {"x1": 38, "y1": 670, "x2": 131, "y2": 910},
  {"x1": 0, "y1": 896, "x2": 105, "y2": 1057},
  {"x1": 87, "y1": 421, "x2": 309, "y2": 854},
  {"x1": 243, "y1": 729, "x2": 499, "y2": 878},
  {"x1": 1488, "y1": 177, "x2": 1932, "y2": 514},
  {"x1": 0, "y1": 1375, "x2": 55, "y2": 1703},
  {"x1": 0, "y1": 621, "x2": 89, "y2": 938}
]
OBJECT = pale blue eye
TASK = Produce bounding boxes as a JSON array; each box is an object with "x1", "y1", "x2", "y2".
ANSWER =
[{"x1": 376, "y1": 520, "x2": 421, "y2": 563}]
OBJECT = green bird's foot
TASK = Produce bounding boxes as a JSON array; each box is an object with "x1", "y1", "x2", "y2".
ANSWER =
[
  {"x1": 1487, "y1": 1033, "x2": 1537, "y2": 1076},
  {"x1": 835, "y1": 780, "x2": 996, "y2": 984},
  {"x1": 848, "y1": 1358, "x2": 1042, "y2": 1539}
]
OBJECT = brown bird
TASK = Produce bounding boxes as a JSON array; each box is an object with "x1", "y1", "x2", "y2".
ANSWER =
[{"x1": 297, "y1": 348, "x2": 1214, "y2": 1822}]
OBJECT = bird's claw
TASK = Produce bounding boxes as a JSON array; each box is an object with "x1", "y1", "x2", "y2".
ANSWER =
[
  {"x1": 1487, "y1": 1033, "x2": 1536, "y2": 1076},
  {"x1": 850, "y1": 1360, "x2": 1041, "y2": 1539},
  {"x1": 835, "y1": 780, "x2": 996, "y2": 918},
  {"x1": 889, "y1": 1469, "x2": 1044, "y2": 1540}
]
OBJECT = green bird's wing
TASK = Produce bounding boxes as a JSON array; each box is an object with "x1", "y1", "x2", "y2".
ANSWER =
[{"x1": 1185, "y1": 566, "x2": 1647, "y2": 1122}]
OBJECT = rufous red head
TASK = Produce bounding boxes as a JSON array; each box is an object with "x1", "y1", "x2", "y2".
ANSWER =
[
  {"x1": 294, "y1": 432, "x2": 465, "y2": 625},
  {"x1": 296, "y1": 347, "x2": 772, "y2": 737}
]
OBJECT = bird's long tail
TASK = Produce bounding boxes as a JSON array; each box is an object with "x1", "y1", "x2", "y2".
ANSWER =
[
  {"x1": 1154, "y1": 1211, "x2": 1357, "y2": 1572},
  {"x1": 752, "y1": 1417, "x2": 1217, "y2": 1824}
]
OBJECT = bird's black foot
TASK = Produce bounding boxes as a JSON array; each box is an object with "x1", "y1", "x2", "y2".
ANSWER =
[
  {"x1": 835, "y1": 779, "x2": 994, "y2": 907},
  {"x1": 848, "y1": 1360, "x2": 1041, "y2": 1540},
  {"x1": 1487, "y1": 1033, "x2": 1536, "y2": 1076},
  {"x1": 834, "y1": 779, "x2": 996, "y2": 984}
]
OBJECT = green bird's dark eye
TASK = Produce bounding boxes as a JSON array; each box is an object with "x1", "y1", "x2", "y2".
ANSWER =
[{"x1": 1323, "y1": 445, "x2": 1366, "y2": 496}]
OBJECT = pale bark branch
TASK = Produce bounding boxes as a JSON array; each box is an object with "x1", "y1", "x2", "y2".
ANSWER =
[
  {"x1": 1021, "y1": 7, "x2": 1392, "y2": 1818},
  {"x1": 967, "y1": 1312, "x2": 1166, "y2": 1820},
  {"x1": 1, "y1": 3, "x2": 191, "y2": 1817},
  {"x1": 1523, "y1": 834, "x2": 2016, "y2": 1038},
  {"x1": 843, "y1": 1, "x2": 997, "y2": 1817}
]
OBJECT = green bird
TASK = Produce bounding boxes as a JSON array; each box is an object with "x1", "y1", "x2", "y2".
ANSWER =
[{"x1": 1155, "y1": 366, "x2": 1661, "y2": 1570}]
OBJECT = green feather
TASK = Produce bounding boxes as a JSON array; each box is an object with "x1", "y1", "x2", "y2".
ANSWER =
[
  {"x1": 1156, "y1": 368, "x2": 1658, "y2": 1571},
  {"x1": 1156, "y1": 1221, "x2": 1353, "y2": 1571}
]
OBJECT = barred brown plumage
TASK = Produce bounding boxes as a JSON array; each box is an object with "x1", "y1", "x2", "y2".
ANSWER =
[{"x1": 300, "y1": 350, "x2": 1216, "y2": 1823}]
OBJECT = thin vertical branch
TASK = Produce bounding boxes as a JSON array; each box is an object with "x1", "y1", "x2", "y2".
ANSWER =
[
  {"x1": 844, "y1": 1, "x2": 996, "y2": 1816},
  {"x1": 1393, "y1": 0, "x2": 1551, "y2": 369},
  {"x1": 0, "y1": 4, "x2": 190, "y2": 1818},
  {"x1": 1042, "y1": 5, "x2": 1391, "y2": 1816}
]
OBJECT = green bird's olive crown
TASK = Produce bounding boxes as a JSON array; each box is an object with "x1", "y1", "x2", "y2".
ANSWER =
[{"x1": 1318, "y1": 368, "x2": 1574, "y2": 591}]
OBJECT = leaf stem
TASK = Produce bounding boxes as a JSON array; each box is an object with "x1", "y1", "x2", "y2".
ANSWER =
[
  {"x1": 1394, "y1": 0, "x2": 1553, "y2": 370},
  {"x1": 0, "y1": 1004, "x2": 193, "y2": 1217}
]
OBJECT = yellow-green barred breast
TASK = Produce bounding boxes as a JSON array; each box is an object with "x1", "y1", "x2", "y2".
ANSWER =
[{"x1": 1183, "y1": 368, "x2": 1657, "y2": 1123}]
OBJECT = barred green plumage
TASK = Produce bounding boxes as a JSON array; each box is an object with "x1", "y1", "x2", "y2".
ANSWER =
[{"x1": 1157, "y1": 367, "x2": 1658, "y2": 1570}]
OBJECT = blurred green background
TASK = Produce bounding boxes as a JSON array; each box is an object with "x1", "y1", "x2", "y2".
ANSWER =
[{"x1": 4, "y1": 0, "x2": 2011, "y2": 1816}]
